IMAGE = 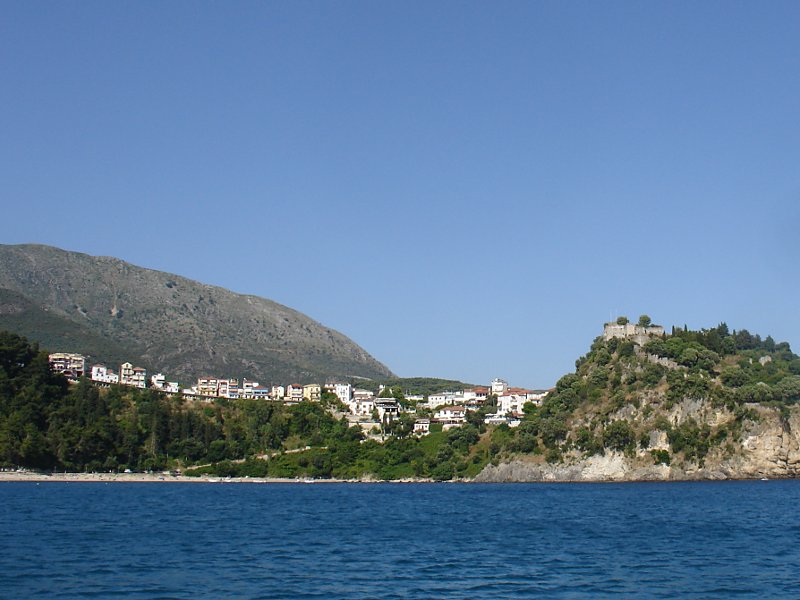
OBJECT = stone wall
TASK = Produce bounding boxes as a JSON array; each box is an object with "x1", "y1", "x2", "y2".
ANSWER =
[{"x1": 603, "y1": 323, "x2": 665, "y2": 342}]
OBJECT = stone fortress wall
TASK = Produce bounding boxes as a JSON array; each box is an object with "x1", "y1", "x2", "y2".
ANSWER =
[{"x1": 602, "y1": 322, "x2": 665, "y2": 347}]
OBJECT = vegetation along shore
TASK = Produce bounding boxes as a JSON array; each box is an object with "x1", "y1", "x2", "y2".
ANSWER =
[{"x1": 2, "y1": 315, "x2": 800, "y2": 483}]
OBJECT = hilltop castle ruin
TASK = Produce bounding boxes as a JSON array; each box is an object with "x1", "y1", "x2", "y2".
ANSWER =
[{"x1": 602, "y1": 321, "x2": 665, "y2": 346}]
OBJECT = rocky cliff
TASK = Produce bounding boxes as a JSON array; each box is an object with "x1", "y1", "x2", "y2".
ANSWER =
[
  {"x1": 474, "y1": 318, "x2": 800, "y2": 483},
  {"x1": 477, "y1": 401, "x2": 800, "y2": 482}
]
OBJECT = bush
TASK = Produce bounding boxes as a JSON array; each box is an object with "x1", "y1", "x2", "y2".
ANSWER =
[
  {"x1": 651, "y1": 449, "x2": 671, "y2": 465},
  {"x1": 667, "y1": 419, "x2": 712, "y2": 463},
  {"x1": 641, "y1": 363, "x2": 666, "y2": 386},
  {"x1": 574, "y1": 427, "x2": 603, "y2": 456},
  {"x1": 603, "y1": 420, "x2": 635, "y2": 452},
  {"x1": 545, "y1": 447, "x2": 562, "y2": 463},
  {"x1": 539, "y1": 416, "x2": 568, "y2": 448},
  {"x1": 735, "y1": 383, "x2": 775, "y2": 404},
  {"x1": 720, "y1": 367, "x2": 749, "y2": 388},
  {"x1": 617, "y1": 341, "x2": 636, "y2": 358}
]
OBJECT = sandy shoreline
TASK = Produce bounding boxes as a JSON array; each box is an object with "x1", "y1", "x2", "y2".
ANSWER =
[
  {"x1": 0, "y1": 471, "x2": 431, "y2": 484},
  {"x1": 0, "y1": 471, "x2": 782, "y2": 485}
]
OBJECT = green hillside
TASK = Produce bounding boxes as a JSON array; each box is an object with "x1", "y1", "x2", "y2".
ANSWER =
[
  {"x1": 486, "y1": 318, "x2": 800, "y2": 467},
  {"x1": 3, "y1": 317, "x2": 799, "y2": 481}
]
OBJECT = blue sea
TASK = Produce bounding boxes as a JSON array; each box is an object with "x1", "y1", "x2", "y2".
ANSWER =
[{"x1": 2, "y1": 481, "x2": 799, "y2": 598}]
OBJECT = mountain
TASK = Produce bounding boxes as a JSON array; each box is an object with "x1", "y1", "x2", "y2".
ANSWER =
[{"x1": 0, "y1": 244, "x2": 394, "y2": 384}]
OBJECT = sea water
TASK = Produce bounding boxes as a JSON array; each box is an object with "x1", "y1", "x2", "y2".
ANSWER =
[{"x1": 2, "y1": 480, "x2": 799, "y2": 598}]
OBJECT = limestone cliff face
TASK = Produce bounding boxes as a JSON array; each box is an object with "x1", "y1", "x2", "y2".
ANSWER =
[{"x1": 475, "y1": 402, "x2": 800, "y2": 482}]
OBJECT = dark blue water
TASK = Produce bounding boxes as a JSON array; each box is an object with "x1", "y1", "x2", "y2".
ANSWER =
[{"x1": 2, "y1": 481, "x2": 799, "y2": 598}]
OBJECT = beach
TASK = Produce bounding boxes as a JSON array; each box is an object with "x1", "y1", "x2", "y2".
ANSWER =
[
  {"x1": 0, "y1": 471, "x2": 431, "y2": 484},
  {"x1": 0, "y1": 471, "x2": 318, "y2": 484}
]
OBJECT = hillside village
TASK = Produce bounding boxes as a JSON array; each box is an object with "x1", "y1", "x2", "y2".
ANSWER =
[
  {"x1": 28, "y1": 315, "x2": 800, "y2": 482},
  {"x1": 47, "y1": 352, "x2": 551, "y2": 436},
  {"x1": 45, "y1": 318, "x2": 667, "y2": 436}
]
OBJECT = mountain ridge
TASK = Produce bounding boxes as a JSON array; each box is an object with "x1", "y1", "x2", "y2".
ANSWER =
[{"x1": 0, "y1": 243, "x2": 394, "y2": 384}]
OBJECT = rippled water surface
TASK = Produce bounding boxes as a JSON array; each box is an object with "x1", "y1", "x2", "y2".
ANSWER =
[{"x1": 2, "y1": 480, "x2": 800, "y2": 598}]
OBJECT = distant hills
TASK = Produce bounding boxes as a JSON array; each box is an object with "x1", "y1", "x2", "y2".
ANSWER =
[{"x1": 0, "y1": 244, "x2": 394, "y2": 384}]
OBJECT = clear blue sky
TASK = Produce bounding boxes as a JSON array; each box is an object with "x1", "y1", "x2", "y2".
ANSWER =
[{"x1": 2, "y1": 2, "x2": 799, "y2": 388}]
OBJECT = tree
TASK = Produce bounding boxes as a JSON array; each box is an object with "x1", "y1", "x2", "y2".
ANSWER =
[
  {"x1": 616, "y1": 316, "x2": 629, "y2": 325},
  {"x1": 575, "y1": 427, "x2": 602, "y2": 455},
  {"x1": 775, "y1": 376, "x2": 800, "y2": 403},
  {"x1": 638, "y1": 314, "x2": 652, "y2": 328},
  {"x1": 385, "y1": 413, "x2": 414, "y2": 438},
  {"x1": 603, "y1": 420, "x2": 635, "y2": 452},
  {"x1": 539, "y1": 416, "x2": 568, "y2": 448},
  {"x1": 720, "y1": 367, "x2": 749, "y2": 388}
]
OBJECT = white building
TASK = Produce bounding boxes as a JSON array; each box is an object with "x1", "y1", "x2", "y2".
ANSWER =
[
  {"x1": 351, "y1": 389, "x2": 376, "y2": 416},
  {"x1": 196, "y1": 377, "x2": 220, "y2": 397},
  {"x1": 151, "y1": 372, "x2": 166, "y2": 389},
  {"x1": 251, "y1": 385, "x2": 271, "y2": 400},
  {"x1": 472, "y1": 387, "x2": 489, "y2": 402},
  {"x1": 241, "y1": 379, "x2": 258, "y2": 399},
  {"x1": 332, "y1": 382, "x2": 352, "y2": 405},
  {"x1": 285, "y1": 384, "x2": 303, "y2": 403},
  {"x1": 457, "y1": 390, "x2": 477, "y2": 403},
  {"x1": 91, "y1": 364, "x2": 119, "y2": 384},
  {"x1": 120, "y1": 362, "x2": 135, "y2": 385},
  {"x1": 484, "y1": 413, "x2": 508, "y2": 426},
  {"x1": 120, "y1": 363, "x2": 146, "y2": 388},
  {"x1": 413, "y1": 419, "x2": 431, "y2": 435},
  {"x1": 427, "y1": 392, "x2": 456, "y2": 409},
  {"x1": 150, "y1": 373, "x2": 179, "y2": 393},
  {"x1": 491, "y1": 378, "x2": 508, "y2": 396},
  {"x1": 354, "y1": 398, "x2": 375, "y2": 417},
  {"x1": 130, "y1": 367, "x2": 147, "y2": 389},
  {"x1": 218, "y1": 379, "x2": 240, "y2": 399},
  {"x1": 528, "y1": 389, "x2": 550, "y2": 404},
  {"x1": 497, "y1": 394, "x2": 529, "y2": 417},
  {"x1": 434, "y1": 406, "x2": 467, "y2": 426},
  {"x1": 49, "y1": 353, "x2": 86, "y2": 378},
  {"x1": 240, "y1": 381, "x2": 271, "y2": 400}
]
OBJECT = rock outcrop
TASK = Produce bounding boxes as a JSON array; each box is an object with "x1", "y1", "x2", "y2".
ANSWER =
[{"x1": 476, "y1": 403, "x2": 800, "y2": 482}]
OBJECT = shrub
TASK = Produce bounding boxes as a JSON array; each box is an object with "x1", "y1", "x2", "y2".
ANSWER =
[
  {"x1": 667, "y1": 418, "x2": 712, "y2": 463},
  {"x1": 651, "y1": 449, "x2": 671, "y2": 465},
  {"x1": 575, "y1": 426, "x2": 603, "y2": 456},
  {"x1": 720, "y1": 367, "x2": 749, "y2": 388},
  {"x1": 603, "y1": 420, "x2": 635, "y2": 452}
]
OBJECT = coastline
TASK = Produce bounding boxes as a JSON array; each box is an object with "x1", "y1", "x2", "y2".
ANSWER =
[
  {"x1": 0, "y1": 471, "x2": 433, "y2": 484},
  {"x1": 0, "y1": 470, "x2": 786, "y2": 485}
]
